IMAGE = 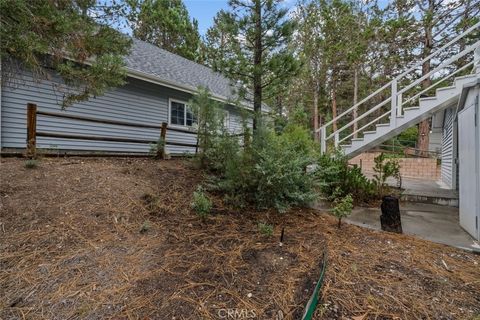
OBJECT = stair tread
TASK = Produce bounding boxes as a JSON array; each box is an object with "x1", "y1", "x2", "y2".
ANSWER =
[
  {"x1": 436, "y1": 85, "x2": 456, "y2": 92},
  {"x1": 403, "y1": 106, "x2": 420, "y2": 111},
  {"x1": 419, "y1": 96, "x2": 436, "y2": 101},
  {"x1": 351, "y1": 138, "x2": 364, "y2": 141},
  {"x1": 363, "y1": 131, "x2": 376, "y2": 135},
  {"x1": 454, "y1": 74, "x2": 478, "y2": 81},
  {"x1": 376, "y1": 123, "x2": 390, "y2": 127}
]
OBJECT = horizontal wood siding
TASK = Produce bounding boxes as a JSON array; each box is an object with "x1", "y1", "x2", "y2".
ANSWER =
[
  {"x1": 1, "y1": 69, "x2": 247, "y2": 154},
  {"x1": 441, "y1": 107, "x2": 455, "y2": 188}
]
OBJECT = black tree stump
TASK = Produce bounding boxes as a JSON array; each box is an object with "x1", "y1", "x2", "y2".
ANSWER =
[{"x1": 380, "y1": 196, "x2": 402, "y2": 233}]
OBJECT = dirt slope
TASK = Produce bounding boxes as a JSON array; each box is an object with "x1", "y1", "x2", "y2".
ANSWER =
[{"x1": 0, "y1": 158, "x2": 479, "y2": 320}]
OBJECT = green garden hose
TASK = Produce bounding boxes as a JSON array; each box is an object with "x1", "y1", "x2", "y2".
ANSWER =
[{"x1": 301, "y1": 252, "x2": 327, "y2": 320}]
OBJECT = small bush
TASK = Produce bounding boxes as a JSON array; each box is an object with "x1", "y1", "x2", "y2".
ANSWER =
[
  {"x1": 149, "y1": 137, "x2": 165, "y2": 157},
  {"x1": 218, "y1": 124, "x2": 318, "y2": 213},
  {"x1": 189, "y1": 87, "x2": 226, "y2": 168},
  {"x1": 331, "y1": 193, "x2": 353, "y2": 228},
  {"x1": 191, "y1": 186, "x2": 212, "y2": 220},
  {"x1": 203, "y1": 132, "x2": 241, "y2": 173},
  {"x1": 141, "y1": 193, "x2": 161, "y2": 213},
  {"x1": 315, "y1": 150, "x2": 375, "y2": 203},
  {"x1": 257, "y1": 222, "x2": 274, "y2": 237},
  {"x1": 140, "y1": 220, "x2": 151, "y2": 233},
  {"x1": 24, "y1": 159, "x2": 38, "y2": 169},
  {"x1": 191, "y1": 87, "x2": 320, "y2": 214},
  {"x1": 372, "y1": 153, "x2": 401, "y2": 195}
]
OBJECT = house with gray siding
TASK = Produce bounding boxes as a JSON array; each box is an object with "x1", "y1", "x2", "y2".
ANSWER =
[{"x1": 0, "y1": 39, "x2": 253, "y2": 155}]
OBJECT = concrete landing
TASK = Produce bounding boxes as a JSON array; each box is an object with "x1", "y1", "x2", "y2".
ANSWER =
[
  {"x1": 378, "y1": 176, "x2": 459, "y2": 207},
  {"x1": 399, "y1": 178, "x2": 458, "y2": 207},
  {"x1": 346, "y1": 202, "x2": 479, "y2": 252}
]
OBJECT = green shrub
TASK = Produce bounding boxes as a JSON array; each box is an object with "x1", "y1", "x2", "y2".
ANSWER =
[
  {"x1": 331, "y1": 193, "x2": 353, "y2": 228},
  {"x1": 189, "y1": 87, "x2": 226, "y2": 168},
  {"x1": 149, "y1": 137, "x2": 165, "y2": 157},
  {"x1": 140, "y1": 220, "x2": 151, "y2": 233},
  {"x1": 203, "y1": 132, "x2": 241, "y2": 173},
  {"x1": 218, "y1": 125, "x2": 318, "y2": 213},
  {"x1": 257, "y1": 222, "x2": 274, "y2": 237},
  {"x1": 24, "y1": 159, "x2": 38, "y2": 169},
  {"x1": 372, "y1": 153, "x2": 401, "y2": 195},
  {"x1": 315, "y1": 150, "x2": 375, "y2": 203},
  {"x1": 191, "y1": 87, "x2": 320, "y2": 214},
  {"x1": 191, "y1": 186, "x2": 212, "y2": 220}
]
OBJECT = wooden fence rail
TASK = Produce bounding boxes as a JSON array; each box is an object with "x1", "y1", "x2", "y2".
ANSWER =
[{"x1": 25, "y1": 103, "x2": 199, "y2": 159}]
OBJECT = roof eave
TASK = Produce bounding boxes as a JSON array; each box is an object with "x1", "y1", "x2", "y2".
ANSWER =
[{"x1": 126, "y1": 67, "x2": 253, "y2": 110}]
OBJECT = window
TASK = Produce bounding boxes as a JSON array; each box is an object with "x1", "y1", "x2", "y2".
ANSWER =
[{"x1": 169, "y1": 99, "x2": 196, "y2": 127}]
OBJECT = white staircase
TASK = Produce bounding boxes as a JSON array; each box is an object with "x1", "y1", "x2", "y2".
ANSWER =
[{"x1": 318, "y1": 22, "x2": 480, "y2": 158}]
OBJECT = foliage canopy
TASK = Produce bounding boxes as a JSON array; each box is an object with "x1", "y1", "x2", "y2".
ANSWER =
[{"x1": 0, "y1": 0, "x2": 131, "y2": 108}]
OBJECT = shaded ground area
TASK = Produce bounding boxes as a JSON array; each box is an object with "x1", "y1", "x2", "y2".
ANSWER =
[
  {"x1": 1, "y1": 158, "x2": 479, "y2": 320},
  {"x1": 347, "y1": 203, "x2": 479, "y2": 251}
]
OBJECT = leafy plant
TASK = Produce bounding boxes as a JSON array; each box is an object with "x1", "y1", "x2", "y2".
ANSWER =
[
  {"x1": 315, "y1": 149, "x2": 375, "y2": 203},
  {"x1": 189, "y1": 87, "x2": 232, "y2": 169},
  {"x1": 331, "y1": 193, "x2": 353, "y2": 228},
  {"x1": 141, "y1": 193, "x2": 161, "y2": 213},
  {"x1": 1, "y1": 1, "x2": 131, "y2": 108},
  {"x1": 218, "y1": 124, "x2": 318, "y2": 213},
  {"x1": 257, "y1": 222, "x2": 274, "y2": 237},
  {"x1": 140, "y1": 220, "x2": 151, "y2": 234},
  {"x1": 149, "y1": 137, "x2": 165, "y2": 157},
  {"x1": 24, "y1": 159, "x2": 38, "y2": 169},
  {"x1": 372, "y1": 153, "x2": 401, "y2": 196},
  {"x1": 191, "y1": 186, "x2": 212, "y2": 220}
]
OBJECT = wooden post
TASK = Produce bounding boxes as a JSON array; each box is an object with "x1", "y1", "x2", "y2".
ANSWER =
[
  {"x1": 157, "y1": 122, "x2": 167, "y2": 159},
  {"x1": 26, "y1": 103, "x2": 37, "y2": 159}
]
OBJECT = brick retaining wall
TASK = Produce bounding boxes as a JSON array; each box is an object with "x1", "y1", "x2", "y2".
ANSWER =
[{"x1": 349, "y1": 152, "x2": 441, "y2": 181}]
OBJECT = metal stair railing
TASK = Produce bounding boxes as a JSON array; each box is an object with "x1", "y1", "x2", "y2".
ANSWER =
[{"x1": 318, "y1": 21, "x2": 480, "y2": 154}]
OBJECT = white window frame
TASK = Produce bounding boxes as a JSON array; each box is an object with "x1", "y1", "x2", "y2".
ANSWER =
[{"x1": 168, "y1": 98, "x2": 195, "y2": 128}]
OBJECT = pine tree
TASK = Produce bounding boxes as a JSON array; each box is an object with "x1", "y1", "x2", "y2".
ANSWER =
[
  {"x1": 128, "y1": 0, "x2": 202, "y2": 61},
  {"x1": 414, "y1": 0, "x2": 471, "y2": 154},
  {"x1": 293, "y1": 1, "x2": 327, "y2": 140},
  {"x1": 0, "y1": 0, "x2": 132, "y2": 108},
  {"x1": 204, "y1": 0, "x2": 299, "y2": 132}
]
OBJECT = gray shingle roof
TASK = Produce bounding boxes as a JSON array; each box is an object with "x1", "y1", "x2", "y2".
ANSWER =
[{"x1": 125, "y1": 39, "x2": 237, "y2": 101}]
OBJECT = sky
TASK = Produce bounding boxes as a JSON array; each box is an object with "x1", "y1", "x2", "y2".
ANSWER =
[
  {"x1": 184, "y1": 0, "x2": 297, "y2": 36},
  {"x1": 184, "y1": 0, "x2": 231, "y2": 35}
]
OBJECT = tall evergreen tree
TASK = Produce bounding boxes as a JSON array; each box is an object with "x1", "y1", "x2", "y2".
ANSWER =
[
  {"x1": 1, "y1": 0, "x2": 131, "y2": 108},
  {"x1": 128, "y1": 0, "x2": 202, "y2": 61},
  {"x1": 413, "y1": 0, "x2": 474, "y2": 154},
  {"x1": 204, "y1": 0, "x2": 299, "y2": 131}
]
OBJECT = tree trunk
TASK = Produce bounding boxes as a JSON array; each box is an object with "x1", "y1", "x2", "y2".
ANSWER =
[
  {"x1": 252, "y1": 0, "x2": 262, "y2": 133},
  {"x1": 353, "y1": 67, "x2": 359, "y2": 138},
  {"x1": 417, "y1": 0, "x2": 434, "y2": 156},
  {"x1": 332, "y1": 75, "x2": 338, "y2": 132},
  {"x1": 313, "y1": 82, "x2": 319, "y2": 142}
]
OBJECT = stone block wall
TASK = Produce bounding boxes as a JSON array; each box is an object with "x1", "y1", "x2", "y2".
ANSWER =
[{"x1": 349, "y1": 152, "x2": 441, "y2": 181}]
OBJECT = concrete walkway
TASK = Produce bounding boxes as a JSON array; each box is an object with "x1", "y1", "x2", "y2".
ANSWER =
[
  {"x1": 346, "y1": 202, "x2": 480, "y2": 252},
  {"x1": 375, "y1": 176, "x2": 459, "y2": 206}
]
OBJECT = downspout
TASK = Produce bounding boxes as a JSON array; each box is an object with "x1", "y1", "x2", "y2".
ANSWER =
[
  {"x1": 0, "y1": 57, "x2": 2, "y2": 151},
  {"x1": 476, "y1": 92, "x2": 480, "y2": 240}
]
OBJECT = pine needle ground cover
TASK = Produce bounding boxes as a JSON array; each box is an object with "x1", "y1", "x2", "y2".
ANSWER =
[{"x1": 0, "y1": 158, "x2": 479, "y2": 319}]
